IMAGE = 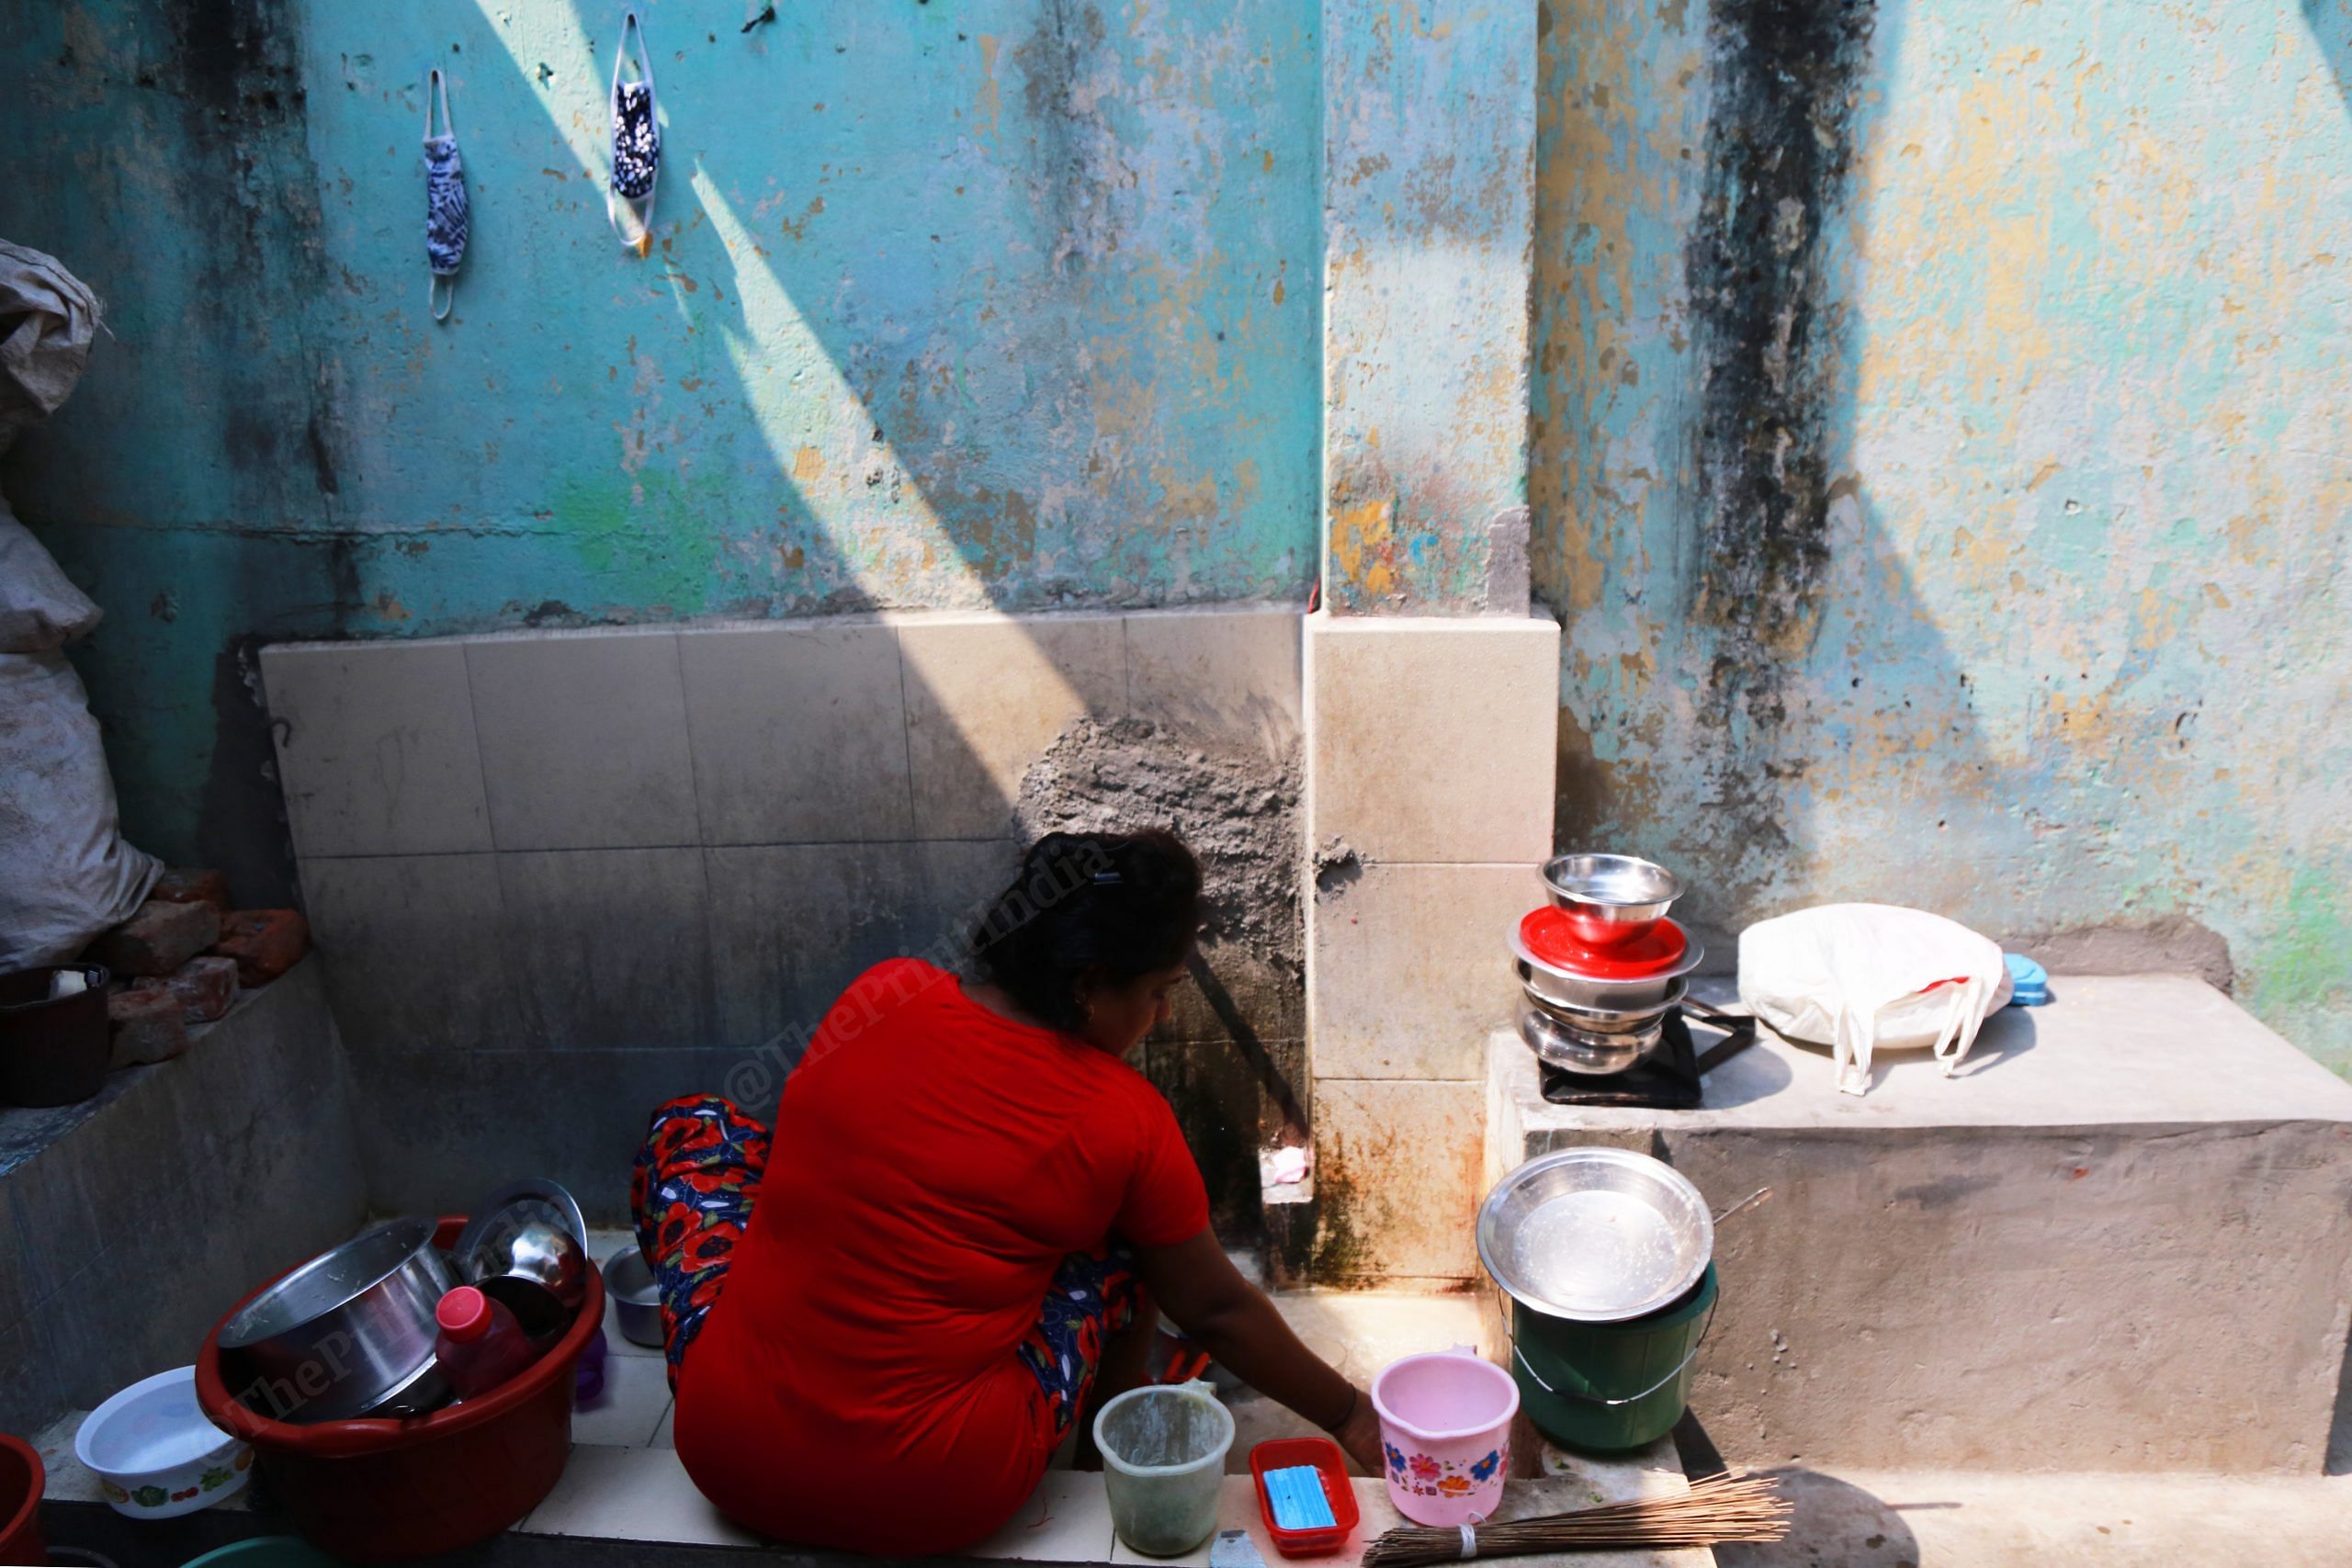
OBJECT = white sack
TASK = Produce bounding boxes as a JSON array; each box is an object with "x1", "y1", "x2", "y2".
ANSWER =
[
  {"x1": 0, "y1": 496, "x2": 100, "y2": 653},
  {"x1": 0, "y1": 243, "x2": 155, "y2": 966},
  {"x1": 0, "y1": 239, "x2": 101, "y2": 453},
  {"x1": 0, "y1": 651, "x2": 160, "y2": 968},
  {"x1": 1738, "y1": 903, "x2": 2009, "y2": 1096}
]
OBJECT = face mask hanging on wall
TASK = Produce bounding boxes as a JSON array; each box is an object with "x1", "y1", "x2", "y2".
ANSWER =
[
  {"x1": 606, "y1": 11, "x2": 661, "y2": 255},
  {"x1": 423, "y1": 68, "x2": 468, "y2": 321}
]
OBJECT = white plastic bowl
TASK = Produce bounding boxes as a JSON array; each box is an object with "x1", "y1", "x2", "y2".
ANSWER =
[{"x1": 74, "y1": 1366, "x2": 251, "y2": 1518}]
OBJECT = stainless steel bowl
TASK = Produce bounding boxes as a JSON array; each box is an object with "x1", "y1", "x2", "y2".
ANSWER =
[
  {"x1": 456, "y1": 1180, "x2": 590, "y2": 1314},
  {"x1": 601, "y1": 1246, "x2": 665, "y2": 1348},
  {"x1": 1516, "y1": 961, "x2": 1687, "y2": 1023},
  {"x1": 1510, "y1": 945, "x2": 1702, "y2": 1012},
  {"x1": 217, "y1": 1216, "x2": 456, "y2": 1424},
  {"x1": 1477, "y1": 1147, "x2": 1713, "y2": 1322},
  {"x1": 1540, "y1": 853, "x2": 1682, "y2": 946},
  {"x1": 1516, "y1": 993, "x2": 1661, "y2": 1074}
]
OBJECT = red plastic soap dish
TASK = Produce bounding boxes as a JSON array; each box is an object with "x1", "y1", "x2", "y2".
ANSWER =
[{"x1": 1249, "y1": 1438, "x2": 1358, "y2": 1558}]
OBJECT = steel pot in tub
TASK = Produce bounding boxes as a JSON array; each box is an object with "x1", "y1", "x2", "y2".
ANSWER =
[{"x1": 216, "y1": 1216, "x2": 455, "y2": 1424}]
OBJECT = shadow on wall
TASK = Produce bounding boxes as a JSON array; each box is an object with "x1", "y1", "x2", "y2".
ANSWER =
[
  {"x1": 0, "y1": 2, "x2": 1317, "y2": 1227},
  {"x1": 4, "y1": 0, "x2": 1317, "y2": 879},
  {"x1": 481, "y1": 2, "x2": 1302, "y2": 1238}
]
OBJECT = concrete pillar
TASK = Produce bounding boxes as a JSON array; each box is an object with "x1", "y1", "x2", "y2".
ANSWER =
[{"x1": 1292, "y1": 2, "x2": 1553, "y2": 1287}]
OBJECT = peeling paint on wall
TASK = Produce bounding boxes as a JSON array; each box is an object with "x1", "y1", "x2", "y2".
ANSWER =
[
  {"x1": 1322, "y1": 0, "x2": 1535, "y2": 613},
  {"x1": 1533, "y1": 0, "x2": 2352, "y2": 1071},
  {"x1": 2, "y1": 0, "x2": 1319, "y2": 867}
]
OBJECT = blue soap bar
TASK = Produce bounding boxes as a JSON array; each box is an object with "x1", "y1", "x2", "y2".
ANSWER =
[{"x1": 1268, "y1": 1465, "x2": 1335, "y2": 1530}]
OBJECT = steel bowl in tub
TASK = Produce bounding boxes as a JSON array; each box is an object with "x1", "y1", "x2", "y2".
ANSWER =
[
  {"x1": 197, "y1": 1215, "x2": 605, "y2": 1562},
  {"x1": 74, "y1": 1366, "x2": 252, "y2": 1518},
  {"x1": 215, "y1": 1217, "x2": 455, "y2": 1425}
]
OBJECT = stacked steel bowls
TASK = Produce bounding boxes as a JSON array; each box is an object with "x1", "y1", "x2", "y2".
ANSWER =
[{"x1": 1512, "y1": 854, "x2": 1702, "y2": 1075}]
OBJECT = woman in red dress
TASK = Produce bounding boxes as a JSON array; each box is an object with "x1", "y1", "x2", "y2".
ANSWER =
[{"x1": 630, "y1": 829, "x2": 1382, "y2": 1553}]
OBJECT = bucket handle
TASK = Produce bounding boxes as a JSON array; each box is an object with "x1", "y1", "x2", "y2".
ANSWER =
[{"x1": 1504, "y1": 1294, "x2": 1717, "y2": 1408}]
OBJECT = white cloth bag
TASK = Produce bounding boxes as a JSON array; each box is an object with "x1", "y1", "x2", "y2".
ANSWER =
[{"x1": 1738, "y1": 904, "x2": 2009, "y2": 1096}]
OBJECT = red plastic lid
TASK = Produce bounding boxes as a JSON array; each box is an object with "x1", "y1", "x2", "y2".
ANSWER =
[
  {"x1": 436, "y1": 1285, "x2": 490, "y2": 1341},
  {"x1": 1520, "y1": 908, "x2": 1689, "y2": 977}
]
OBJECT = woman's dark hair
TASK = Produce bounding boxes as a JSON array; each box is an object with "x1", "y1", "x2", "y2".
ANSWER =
[{"x1": 969, "y1": 829, "x2": 1204, "y2": 1032}]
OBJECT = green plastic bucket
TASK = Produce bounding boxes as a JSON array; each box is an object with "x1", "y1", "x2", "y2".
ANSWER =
[{"x1": 1508, "y1": 1263, "x2": 1717, "y2": 1452}]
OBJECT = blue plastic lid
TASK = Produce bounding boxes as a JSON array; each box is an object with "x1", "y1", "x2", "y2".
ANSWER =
[{"x1": 2004, "y1": 953, "x2": 2050, "y2": 1006}]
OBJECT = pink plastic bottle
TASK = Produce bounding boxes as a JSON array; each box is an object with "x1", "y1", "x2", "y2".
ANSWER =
[{"x1": 434, "y1": 1285, "x2": 539, "y2": 1400}]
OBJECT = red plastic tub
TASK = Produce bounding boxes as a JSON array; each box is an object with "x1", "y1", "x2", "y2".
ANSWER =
[
  {"x1": 194, "y1": 1217, "x2": 605, "y2": 1562},
  {"x1": 1249, "y1": 1437, "x2": 1358, "y2": 1558},
  {"x1": 0, "y1": 1430, "x2": 46, "y2": 1566}
]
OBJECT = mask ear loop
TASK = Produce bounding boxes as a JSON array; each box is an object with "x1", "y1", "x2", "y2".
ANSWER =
[
  {"x1": 606, "y1": 11, "x2": 659, "y2": 255},
  {"x1": 426, "y1": 68, "x2": 458, "y2": 321}
]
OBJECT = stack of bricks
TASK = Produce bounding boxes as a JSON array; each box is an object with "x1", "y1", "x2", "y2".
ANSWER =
[{"x1": 85, "y1": 869, "x2": 312, "y2": 1069}]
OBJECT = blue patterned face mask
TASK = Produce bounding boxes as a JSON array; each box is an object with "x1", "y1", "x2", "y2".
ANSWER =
[
  {"x1": 424, "y1": 69, "x2": 467, "y2": 321},
  {"x1": 606, "y1": 11, "x2": 661, "y2": 253}
]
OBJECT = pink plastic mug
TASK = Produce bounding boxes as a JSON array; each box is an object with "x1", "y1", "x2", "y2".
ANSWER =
[{"x1": 1370, "y1": 1345, "x2": 1520, "y2": 1526}]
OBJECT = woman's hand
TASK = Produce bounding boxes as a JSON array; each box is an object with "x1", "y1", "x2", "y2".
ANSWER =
[
  {"x1": 1136, "y1": 1231, "x2": 1389, "y2": 1473},
  {"x1": 1329, "y1": 1387, "x2": 1385, "y2": 1474}
]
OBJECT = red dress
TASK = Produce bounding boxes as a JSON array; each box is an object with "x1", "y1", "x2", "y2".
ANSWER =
[{"x1": 672, "y1": 959, "x2": 1209, "y2": 1552}]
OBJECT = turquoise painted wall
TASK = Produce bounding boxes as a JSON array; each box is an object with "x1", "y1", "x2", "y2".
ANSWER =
[
  {"x1": 1535, "y1": 0, "x2": 2352, "y2": 1068},
  {"x1": 1, "y1": 0, "x2": 1319, "y2": 880}
]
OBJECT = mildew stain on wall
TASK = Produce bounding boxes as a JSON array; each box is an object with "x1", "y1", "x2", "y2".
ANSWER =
[{"x1": 1535, "y1": 0, "x2": 2352, "y2": 1069}]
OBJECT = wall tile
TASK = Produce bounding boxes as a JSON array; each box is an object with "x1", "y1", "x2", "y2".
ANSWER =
[
  {"x1": 300, "y1": 852, "x2": 522, "y2": 1054},
  {"x1": 348, "y1": 1044, "x2": 757, "y2": 1225},
  {"x1": 262, "y1": 640, "x2": 491, "y2": 857},
  {"x1": 705, "y1": 843, "x2": 924, "y2": 1049},
  {"x1": 898, "y1": 614, "x2": 1125, "y2": 838},
  {"x1": 1125, "y1": 607, "x2": 1302, "y2": 760},
  {"x1": 1306, "y1": 614, "x2": 1558, "y2": 863},
  {"x1": 467, "y1": 631, "x2": 699, "y2": 851},
  {"x1": 1310, "y1": 862, "x2": 1535, "y2": 1079},
  {"x1": 909, "y1": 838, "x2": 1018, "y2": 964},
  {"x1": 1311, "y1": 1078, "x2": 1485, "y2": 1281},
  {"x1": 679, "y1": 620, "x2": 914, "y2": 845},
  {"x1": 497, "y1": 848, "x2": 715, "y2": 1051}
]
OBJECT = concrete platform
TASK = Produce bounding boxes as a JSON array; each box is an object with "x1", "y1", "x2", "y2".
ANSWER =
[
  {"x1": 31, "y1": 1287, "x2": 1708, "y2": 1568},
  {"x1": 1487, "y1": 975, "x2": 2352, "y2": 1474}
]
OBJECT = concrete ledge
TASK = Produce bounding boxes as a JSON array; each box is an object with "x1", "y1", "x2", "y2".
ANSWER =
[
  {"x1": 0, "y1": 961, "x2": 364, "y2": 1437},
  {"x1": 1487, "y1": 976, "x2": 2352, "y2": 1474}
]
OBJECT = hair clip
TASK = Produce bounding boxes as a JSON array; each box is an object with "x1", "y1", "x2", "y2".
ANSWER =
[{"x1": 1091, "y1": 870, "x2": 1124, "y2": 886}]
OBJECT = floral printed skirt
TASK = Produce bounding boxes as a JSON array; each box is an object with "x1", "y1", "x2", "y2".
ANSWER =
[{"x1": 630, "y1": 1092, "x2": 1141, "y2": 1428}]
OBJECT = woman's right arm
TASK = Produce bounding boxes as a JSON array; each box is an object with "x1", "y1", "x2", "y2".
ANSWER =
[{"x1": 1134, "y1": 1228, "x2": 1385, "y2": 1472}]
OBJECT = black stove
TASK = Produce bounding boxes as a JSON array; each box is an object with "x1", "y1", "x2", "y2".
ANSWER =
[{"x1": 1538, "y1": 1003, "x2": 1757, "y2": 1110}]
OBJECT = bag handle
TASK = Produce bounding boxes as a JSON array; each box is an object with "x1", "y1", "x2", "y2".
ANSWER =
[{"x1": 1503, "y1": 1295, "x2": 1717, "y2": 1407}]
